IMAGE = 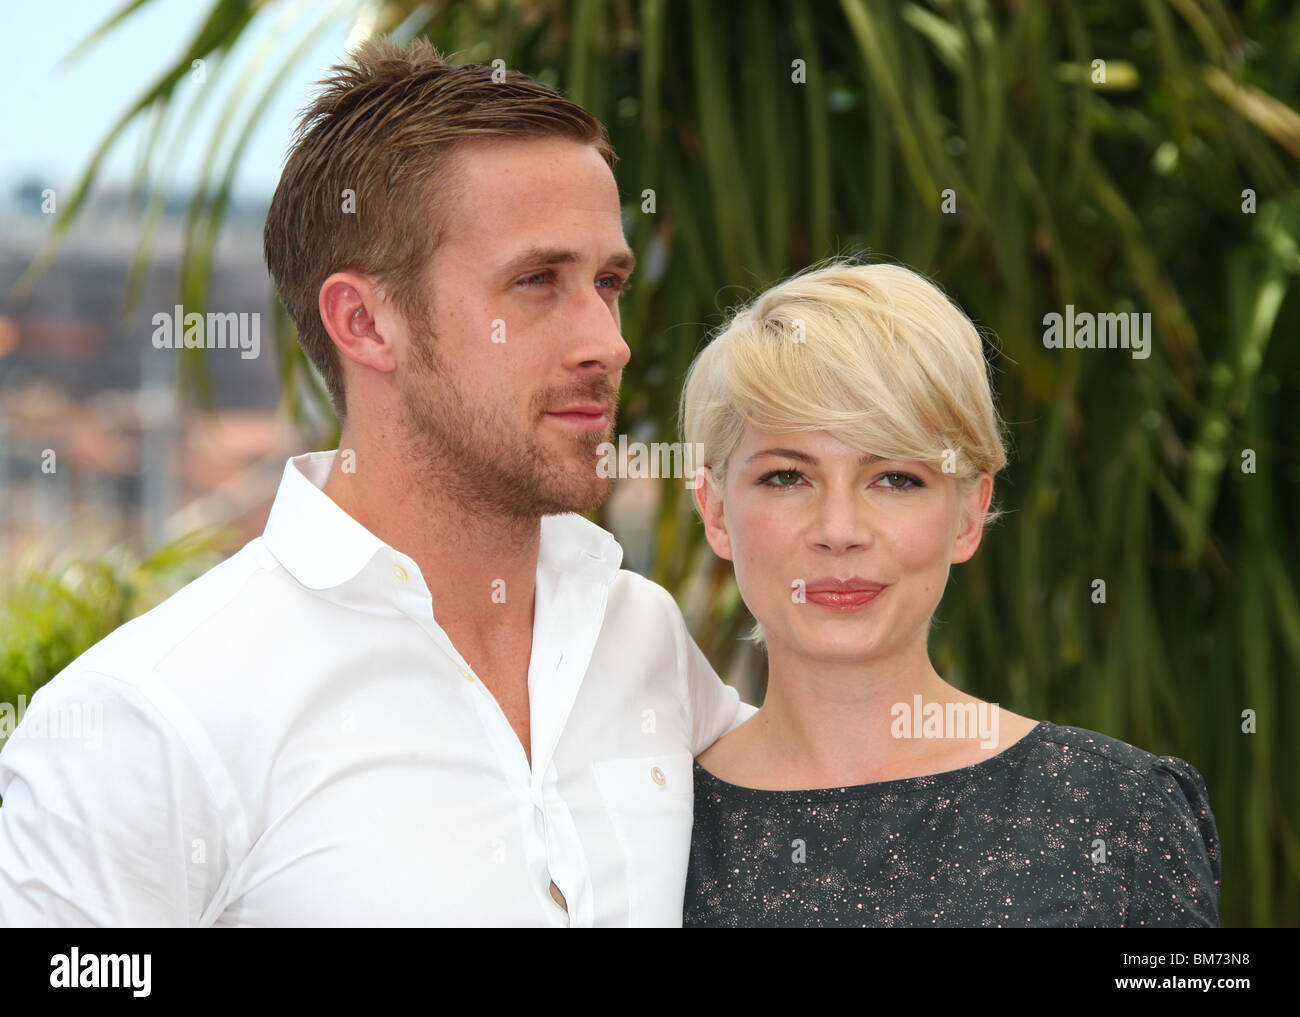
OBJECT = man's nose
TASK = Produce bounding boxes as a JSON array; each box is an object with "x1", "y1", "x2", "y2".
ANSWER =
[{"x1": 566, "y1": 287, "x2": 631, "y2": 373}]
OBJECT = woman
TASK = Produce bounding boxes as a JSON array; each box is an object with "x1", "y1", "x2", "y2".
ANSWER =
[{"x1": 679, "y1": 261, "x2": 1220, "y2": 927}]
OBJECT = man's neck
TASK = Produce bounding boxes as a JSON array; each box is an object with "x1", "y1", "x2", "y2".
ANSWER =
[{"x1": 320, "y1": 434, "x2": 542, "y2": 669}]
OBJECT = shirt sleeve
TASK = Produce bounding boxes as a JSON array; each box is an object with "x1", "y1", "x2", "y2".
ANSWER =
[
  {"x1": 653, "y1": 583, "x2": 758, "y2": 754},
  {"x1": 0, "y1": 671, "x2": 226, "y2": 927},
  {"x1": 1125, "y1": 755, "x2": 1222, "y2": 928}
]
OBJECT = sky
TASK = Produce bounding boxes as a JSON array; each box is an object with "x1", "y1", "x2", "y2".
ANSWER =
[{"x1": 1, "y1": 0, "x2": 363, "y2": 208}]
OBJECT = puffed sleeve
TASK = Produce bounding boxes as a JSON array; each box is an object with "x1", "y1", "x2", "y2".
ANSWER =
[
  {"x1": 1125, "y1": 755, "x2": 1221, "y2": 927},
  {"x1": 0, "y1": 670, "x2": 228, "y2": 927}
]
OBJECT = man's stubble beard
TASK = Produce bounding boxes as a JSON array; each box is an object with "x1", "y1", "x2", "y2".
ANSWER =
[{"x1": 398, "y1": 316, "x2": 619, "y2": 520}]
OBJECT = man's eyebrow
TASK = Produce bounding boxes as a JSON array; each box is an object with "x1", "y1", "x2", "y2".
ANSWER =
[
  {"x1": 744, "y1": 449, "x2": 884, "y2": 466},
  {"x1": 498, "y1": 246, "x2": 637, "y2": 276},
  {"x1": 607, "y1": 249, "x2": 636, "y2": 272}
]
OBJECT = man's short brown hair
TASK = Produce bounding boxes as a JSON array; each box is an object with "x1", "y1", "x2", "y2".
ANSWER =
[{"x1": 263, "y1": 37, "x2": 616, "y2": 419}]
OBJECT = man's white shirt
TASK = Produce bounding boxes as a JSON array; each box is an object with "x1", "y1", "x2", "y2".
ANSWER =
[{"x1": 0, "y1": 450, "x2": 754, "y2": 927}]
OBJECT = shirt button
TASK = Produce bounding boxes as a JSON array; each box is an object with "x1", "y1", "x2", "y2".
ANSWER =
[
  {"x1": 392, "y1": 563, "x2": 408, "y2": 582},
  {"x1": 650, "y1": 765, "x2": 666, "y2": 787}
]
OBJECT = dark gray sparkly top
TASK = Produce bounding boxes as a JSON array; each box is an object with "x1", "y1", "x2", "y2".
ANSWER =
[{"x1": 684, "y1": 721, "x2": 1221, "y2": 927}]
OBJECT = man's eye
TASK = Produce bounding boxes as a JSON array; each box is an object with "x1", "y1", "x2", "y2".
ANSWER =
[
  {"x1": 598, "y1": 275, "x2": 631, "y2": 293},
  {"x1": 519, "y1": 271, "x2": 551, "y2": 287}
]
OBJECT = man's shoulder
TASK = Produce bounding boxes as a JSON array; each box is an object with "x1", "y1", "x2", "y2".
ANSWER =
[
  {"x1": 609, "y1": 567, "x2": 675, "y2": 601},
  {"x1": 606, "y1": 568, "x2": 690, "y2": 632},
  {"x1": 17, "y1": 537, "x2": 293, "y2": 807},
  {"x1": 55, "y1": 536, "x2": 282, "y2": 690}
]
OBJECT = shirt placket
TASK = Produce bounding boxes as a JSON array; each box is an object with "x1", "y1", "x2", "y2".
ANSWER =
[
  {"x1": 536, "y1": 756, "x2": 593, "y2": 926},
  {"x1": 392, "y1": 550, "x2": 581, "y2": 927},
  {"x1": 460, "y1": 660, "x2": 571, "y2": 927}
]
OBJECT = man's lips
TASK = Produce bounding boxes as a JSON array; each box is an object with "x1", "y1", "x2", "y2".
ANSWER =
[
  {"x1": 546, "y1": 405, "x2": 610, "y2": 431},
  {"x1": 804, "y1": 577, "x2": 887, "y2": 611}
]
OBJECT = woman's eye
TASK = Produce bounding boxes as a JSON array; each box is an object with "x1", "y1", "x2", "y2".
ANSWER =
[
  {"x1": 877, "y1": 471, "x2": 922, "y2": 490},
  {"x1": 760, "y1": 469, "x2": 805, "y2": 488}
]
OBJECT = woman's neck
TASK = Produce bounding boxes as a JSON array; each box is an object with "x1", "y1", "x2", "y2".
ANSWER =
[
  {"x1": 760, "y1": 640, "x2": 954, "y2": 777},
  {"x1": 702, "y1": 634, "x2": 1034, "y2": 790}
]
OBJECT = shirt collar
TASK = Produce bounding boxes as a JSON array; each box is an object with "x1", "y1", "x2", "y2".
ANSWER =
[{"x1": 262, "y1": 450, "x2": 624, "y2": 591}]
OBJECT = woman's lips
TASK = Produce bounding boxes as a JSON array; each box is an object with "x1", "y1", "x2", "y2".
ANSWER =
[{"x1": 805, "y1": 587, "x2": 885, "y2": 611}]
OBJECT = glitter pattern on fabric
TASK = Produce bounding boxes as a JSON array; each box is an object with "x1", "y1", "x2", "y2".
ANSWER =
[{"x1": 684, "y1": 722, "x2": 1220, "y2": 927}]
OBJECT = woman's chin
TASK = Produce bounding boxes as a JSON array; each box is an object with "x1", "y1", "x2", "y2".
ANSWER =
[{"x1": 769, "y1": 620, "x2": 886, "y2": 664}]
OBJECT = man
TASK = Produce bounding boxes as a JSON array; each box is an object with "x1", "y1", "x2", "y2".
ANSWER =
[{"x1": 0, "y1": 38, "x2": 753, "y2": 927}]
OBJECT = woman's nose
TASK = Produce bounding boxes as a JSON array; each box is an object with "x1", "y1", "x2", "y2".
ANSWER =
[{"x1": 809, "y1": 488, "x2": 873, "y2": 553}]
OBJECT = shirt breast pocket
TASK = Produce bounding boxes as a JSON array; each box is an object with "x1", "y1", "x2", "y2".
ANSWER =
[{"x1": 591, "y1": 751, "x2": 695, "y2": 927}]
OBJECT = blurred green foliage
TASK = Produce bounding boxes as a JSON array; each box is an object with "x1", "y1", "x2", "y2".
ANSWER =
[
  {"x1": 0, "y1": 531, "x2": 229, "y2": 807},
  {"x1": 10, "y1": 0, "x2": 1300, "y2": 926},
  {"x1": 0, "y1": 532, "x2": 229, "y2": 704}
]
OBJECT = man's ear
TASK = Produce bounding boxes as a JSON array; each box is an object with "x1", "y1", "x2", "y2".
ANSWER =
[
  {"x1": 692, "y1": 467, "x2": 733, "y2": 562},
  {"x1": 319, "y1": 272, "x2": 400, "y2": 375},
  {"x1": 951, "y1": 471, "x2": 993, "y2": 564}
]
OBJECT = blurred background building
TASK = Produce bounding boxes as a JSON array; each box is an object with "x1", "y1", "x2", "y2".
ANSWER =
[{"x1": 0, "y1": 184, "x2": 299, "y2": 561}]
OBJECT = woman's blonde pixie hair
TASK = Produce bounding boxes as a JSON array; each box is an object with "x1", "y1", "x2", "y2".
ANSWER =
[
  {"x1": 682, "y1": 259, "x2": 1008, "y2": 501},
  {"x1": 680, "y1": 260, "x2": 1009, "y2": 643}
]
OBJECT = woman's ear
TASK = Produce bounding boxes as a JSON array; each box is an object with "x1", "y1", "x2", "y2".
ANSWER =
[
  {"x1": 692, "y1": 467, "x2": 734, "y2": 562},
  {"x1": 951, "y1": 471, "x2": 993, "y2": 564}
]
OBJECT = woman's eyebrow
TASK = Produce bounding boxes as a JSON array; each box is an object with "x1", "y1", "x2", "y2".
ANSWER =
[{"x1": 744, "y1": 449, "x2": 884, "y2": 466}]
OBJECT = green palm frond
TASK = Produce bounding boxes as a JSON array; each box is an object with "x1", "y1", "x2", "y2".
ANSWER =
[{"x1": 11, "y1": 0, "x2": 1299, "y2": 926}]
